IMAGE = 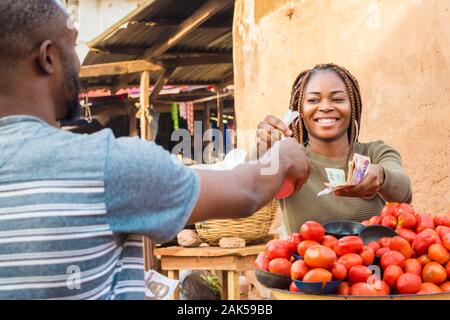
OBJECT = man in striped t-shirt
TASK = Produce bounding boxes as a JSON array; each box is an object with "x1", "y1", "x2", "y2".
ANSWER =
[{"x1": 0, "y1": 1, "x2": 311, "y2": 299}]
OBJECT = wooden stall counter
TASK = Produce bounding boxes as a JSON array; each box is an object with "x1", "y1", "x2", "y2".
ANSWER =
[{"x1": 154, "y1": 245, "x2": 265, "y2": 300}]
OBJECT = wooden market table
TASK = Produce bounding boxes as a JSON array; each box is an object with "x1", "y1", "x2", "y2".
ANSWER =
[{"x1": 154, "y1": 244, "x2": 265, "y2": 300}]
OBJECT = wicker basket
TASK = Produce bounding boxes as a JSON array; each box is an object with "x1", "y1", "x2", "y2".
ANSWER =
[{"x1": 195, "y1": 200, "x2": 279, "y2": 246}]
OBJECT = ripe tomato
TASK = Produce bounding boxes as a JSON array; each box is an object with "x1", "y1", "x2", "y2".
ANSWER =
[
  {"x1": 254, "y1": 252, "x2": 270, "y2": 271},
  {"x1": 397, "y1": 212, "x2": 417, "y2": 230},
  {"x1": 404, "y1": 259, "x2": 423, "y2": 275},
  {"x1": 304, "y1": 245, "x2": 337, "y2": 269},
  {"x1": 415, "y1": 214, "x2": 435, "y2": 233},
  {"x1": 350, "y1": 282, "x2": 379, "y2": 296},
  {"x1": 368, "y1": 241, "x2": 381, "y2": 253},
  {"x1": 302, "y1": 268, "x2": 332, "y2": 284},
  {"x1": 287, "y1": 233, "x2": 303, "y2": 253},
  {"x1": 397, "y1": 273, "x2": 421, "y2": 294},
  {"x1": 321, "y1": 235, "x2": 338, "y2": 249},
  {"x1": 434, "y1": 212, "x2": 450, "y2": 227},
  {"x1": 297, "y1": 240, "x2": 319, "y2": 257},
  {"x1": 418, "y1": 254, "x2": 432, "y2": 266},
  {"x1": 360, "y1": 246, "x2": 375, "y2": 266},
  {"x1": 446, "y1": 261, "x2": 450, "y2": 279},
  {"x1": 331, "y1": 262, "x2": 347, "y2": 281},
  {"x1": 382, "y1": 215, "x2": 397, "y2": 229},
  {"x1": 419, "y1": 282, "x2": 442, "y2": 293},
  {"x1": 396, "y1": 227, "x2": 417, "y2": 244},
  {"x1": 380, "y1": 202, "x2": 399, "y2": 218},
  {"x1": 369, "y1": 216, "x2": 382, "y2": 225},
  {"x1": 333, "y1": 236, "x2": 363, "y2": 256},
  {"x1": 348, "y1": 265, "x2": 372, "y2": 285},
  {"x1": 440, "y1": 281, "x2": 450, "y2": 292},
  {"x1": 378, "y1": 237, "x2": 392, "y2": 248},
  {"x1": 428, "y1": 243, "x2": 449, "y2": 265},
  {"x1": 390, "y1": 236, "x2": 413, "y2": 259},
  {"x1": 337, "y1": 253, "x2": 363, "y2": 270},
  {"x1": 376, "y1": 247, "x2": 390, "y2": 258},
  {"x1": 383, "y1": 265, "x2": 403, "y2": 289},
  {"x1": 412, "y1": 229, "x2": 439, "y2": 256},
  {"x1": 289, "y1": 281, "x2": 300, "y2": 292},
  {"x1": 268, "y1": 258, "x2": 292, "y2": 277},
  {"x1": 291, "y1": 260, "x2": 309, "y2": 280},
  {"x1": 300, "y1": 221, "x2": 325, "y2": 242},
  {"x1": 395, "y1": 203, "x2": 415, "y2": 218},
  {"x1": 381, "y1": 250, "x2": 406, "y2": 270},
  {"x1": 337, "y1": 282, "x2": 350, "y2": 295},
  {"x1": 265, "y1": 239, "x2": 291, "y2": 260},
  {"x1": 442, "y1": 233, "x2": 450, "y2": 251},
  {"x1": 436, "y1": 225, "x2": 450, "y2": 239},
  {"x1": 422, "y1": 262, "x2": 447, "y2": 285},
  {"x1": 367, "y1": 275, "x2": 390, "y2": 295}
]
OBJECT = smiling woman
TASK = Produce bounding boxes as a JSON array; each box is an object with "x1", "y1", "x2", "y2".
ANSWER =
[{"x1": 255, "y1": 63, "x2": 412, "y2": 232}]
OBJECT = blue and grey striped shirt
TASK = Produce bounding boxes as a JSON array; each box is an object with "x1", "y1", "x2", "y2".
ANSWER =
[{"x1": 0, "y1": 116, "x2": 200, "y2": 300}]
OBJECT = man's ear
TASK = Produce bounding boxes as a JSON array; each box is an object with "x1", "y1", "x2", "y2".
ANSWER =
[{"x1": 38, "y1": 40, "x2": 56, "y2": 75}]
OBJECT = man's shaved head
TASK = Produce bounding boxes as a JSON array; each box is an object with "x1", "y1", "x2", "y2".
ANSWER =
[
  {"x1": 0, "y1": 0, "x2": 81, "y2": 122},
  {"x1": 0, "y1": 0, "x2": 68, "y2": 72}
]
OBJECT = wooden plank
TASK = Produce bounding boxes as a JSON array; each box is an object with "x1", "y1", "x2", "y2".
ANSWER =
[
  {"x1": 93, "y1": 46, "x2": 232, "y2": 56},
  {"x1": 161, "y1": 54, "x2": 232, "y2": 67},
  {"x1": 167, "y1": 270, "x2": 180, "y2": 300},
  {"x1": 155, "y1": 245, "x2": 265, "y2": 258},
  {"x1": 160, "y1": 255, "x2": 256, "y2": 271},
  {"x1": 149, "y1": 67, "x2": 176, "y2": 104},
  {"x1": 140, "y1": 18, "x2": 232, "y2": 29},
  {"x1": 143, "y1": 0, "x2": 232, "y2": 59},
  {"x1": 227, "y1": 271, "x2": 240, "y2": 300},
  {"x1": 80, "y1": 60, "x2": 161, "y2": 78}
]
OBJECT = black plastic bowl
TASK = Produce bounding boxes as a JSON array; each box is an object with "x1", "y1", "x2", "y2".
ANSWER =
[
  {"x1": 359, "y1": 225, "x2": 397, "y2": 244},
  {"x1": 255, "y1": 269, "x2": 291, "y2": 290},
  {"x1": 293, "y1": 280, "x2": 342, "y2": 294},
  {"x1": 323, "y1": 220, "x2": 365, "y2": 239}
]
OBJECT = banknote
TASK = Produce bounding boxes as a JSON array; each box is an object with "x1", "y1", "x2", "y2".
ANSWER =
[
  {"x1": 145, "y1": 270, "x2": 179, "y2": 300},
  {"x1": 318, "y1": 153, "x2": 372, "y2": 196}
]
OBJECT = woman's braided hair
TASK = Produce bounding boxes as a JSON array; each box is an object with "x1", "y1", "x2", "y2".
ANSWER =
[{"x1": 288, "y1": 63, "x2": 363, "y2": 169}]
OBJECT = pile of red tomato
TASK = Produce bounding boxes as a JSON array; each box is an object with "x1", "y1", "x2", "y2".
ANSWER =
[{"x1": 254, "y1": 203, "x2": 450, "y2": 296}]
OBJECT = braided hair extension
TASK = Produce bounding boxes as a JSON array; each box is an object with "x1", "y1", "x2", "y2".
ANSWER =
[{"x1": 288, "y1": 63, "x2": 363, "y2": 170}]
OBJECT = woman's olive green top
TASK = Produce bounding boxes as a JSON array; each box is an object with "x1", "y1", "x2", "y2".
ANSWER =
[{"x1": 279, "y1": 140, "x2": 412, "y2": 234}]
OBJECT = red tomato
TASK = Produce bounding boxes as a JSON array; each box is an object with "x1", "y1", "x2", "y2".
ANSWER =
[
  {"x1": 436, "y1": 225, "x2": 450, "y2": 239},
  {"x1": 446, "y1": 261, "x2": 450, "y2": 279},
  {"x1": 360, "y1": 246, "x2": 375, "y2": 266},
  {"x1": 302, "y1": 268, "x2": 332, "y2": 283},
  {"x1": 297, "y1": 240, "x2": 319, "y2": 257},
  {"x1": 382, "y1": 215, "x2": 397, "y2": 229},
  {"x1": 265, "y1": 239, "x2": 292, "y2": 260},
  {"x1": 397, "y1": 212, "x2": 417, "y2": 230},
  {"x1": 333, "y1": 236, "x2": 363, "y2": 256},
  {"x1": 440, "y1": 281, "x2": 450, "y2": 292},
  {"x1": 378, "y1": 237, "x2": 392, "y2": 248},
  {"x1": 397, "y1": 273, "x2": 421, "y2": 294},
  {"x1": 380, "y1": 202, "x2": 399, "y2": 218},
  {"x1": 289, "y1": 281, "x2": 300, "y2": 292},
  {"x1": 376, "y1": 247, "x2": 390, "y2": 258},
  {"x1": 381, "y1": 250, "x2": 406, "y2": 270},
  {"x1": 442, "y1": 233, "x2": 450, "y2": 251},
  {"x1": 321, "y1": 235, "x2": 338, "y2": 249},
  {"x1": 337, "y1": 253, "x2": 363, "y2": 270},
  {"x1": 418, "y1": 254, "x2": 432, "y2": 266},
  {"x1": 434, "y1": 212, "x2": 450, "y2": 227},
  {"x1": 415, "y1": 214, "x2": 435, "y2": 233},
  {"x1": 396, "y1": 227, "x2": 417, "y2": 244},
  {"x1": 287, "y1": 233, "x2": 303, "y2": 253},
  {"x1": 419, "y1": 282, "x2": 442, "y2": 293},
  {"x1": 291, "y1": 260, "x2": 309, "y2": 280},
  {"x1": 304, "y1": 245, "x2": 337, "y2": 269},
  {"x1": 331, "y1": 262, "x2": 347, "y2": 281},
  {"x1": 428, "y1": 243, "x2": 450, "y2": 265},
  {"x1": 337, "y1": 282, "x2": 350, "y2": 295},
  {"x1": 383, "y1": 265, "x2": 403, "y2": 289},
  {"x1": 367, "y1": 275, "x2": 390, "y2": 296},
  {"x1": 348, "y1": 265, "x2": 372, "y2": 285},
  {"x1": 300, "y1": 221, "x2": 325, "y2": 242},
  {"x1": 368, "y1": 241, "x2": 381, "y2": 253},
  {"x1": 350, "y1": 282, "x2": 378, "y2": 296},
  {"x1": 268, "y1": 258, "x2": 292, "y2": 277},
  {"x1": 395, "y1": 203, "x2": 415, "y2": 219},
  {"x1": 404, "y1": 259, "x2": 423, "y2": 275},
  {"x1": 390, "y1": 236, "x2": 413, "y2": 259},
  {"x1": 369, "y1": 216, "x2": 382, "y2": 225},
  {"x1": 412, "y1": 229, "x2": 440, "y2": 256},
  {"x1": 422, "y1": 262, "x2": 447, "y2": 285},
  {"x1": 254, "y1": 252, "x2": 270, "y2": 271}
]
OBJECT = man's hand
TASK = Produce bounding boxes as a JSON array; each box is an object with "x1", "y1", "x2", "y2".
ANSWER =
[
  {"x1": 257, "y1": 115, "x2": 293, "y2": 154},
  {"x1": 334, "y1": 164, "x2": 385, "y2": 198}
]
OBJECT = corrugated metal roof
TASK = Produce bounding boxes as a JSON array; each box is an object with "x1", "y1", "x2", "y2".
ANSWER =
[{"x1": 81, "y1": 0, "x2": 234, "y2": 90}]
